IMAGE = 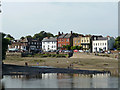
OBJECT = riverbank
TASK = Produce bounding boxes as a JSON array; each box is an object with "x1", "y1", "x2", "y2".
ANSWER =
[
  {"x1": 2, "y1": 64, "x2": 109, "y2": 75},
  {"x1": 3, "y1": 53, "x2": 118, "y2": 76}
]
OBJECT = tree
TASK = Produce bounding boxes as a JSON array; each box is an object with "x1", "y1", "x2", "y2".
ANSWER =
[
  {"x1": 114, "y1": 36, "x2": 120, "y2": 50},
  {"x1": 2, "y1": 33, "x2": 10, "y2": 60},
  {"x1": 20, "y1": 36, "x2": 25, "y2": 40},
  {"x1": 62, "y1": 45, "x2": 66, "y2": 49},
  {"x1": 71, "y1": 46, "x2": 82, "y2": 50},
  {"x1": 6, "y1": 34, "x2": 14, "y2": 40},
  {"x1": 33, "y1": 31, "x2": 54, "y2": 41},
  {"x1": 26, "y1": 35, "x2": 32, "y2": 39}
]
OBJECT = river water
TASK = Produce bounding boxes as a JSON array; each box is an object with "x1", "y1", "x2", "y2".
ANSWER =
[{"x1": 1, "y1": 73, "x2": 118, "y2": 88}]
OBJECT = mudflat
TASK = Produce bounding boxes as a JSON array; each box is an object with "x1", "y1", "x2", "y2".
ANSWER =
[{"x1": 3, "y1": 53, "x2": 118, "y2": 76}]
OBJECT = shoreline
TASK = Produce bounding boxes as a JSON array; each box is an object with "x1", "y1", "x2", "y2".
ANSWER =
[
  {"x1": 3, "y1": 53, "x2": 118, "y2": 76},
  {"x1": 2, "y1": 64, "x2": 109, "y2": 76}
]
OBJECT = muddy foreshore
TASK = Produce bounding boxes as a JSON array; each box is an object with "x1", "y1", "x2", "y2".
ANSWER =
[{"x1": 2, "y1": 64, "x2": 110, "y2": 75}]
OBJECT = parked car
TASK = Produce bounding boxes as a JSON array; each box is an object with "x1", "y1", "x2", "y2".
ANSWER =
[
  {"x1": 107, "y1": 51, "x2": 111, "y2": 54},
  {"x1": 74, "y1": 50, "x2": 78, "y2": 52},
  {"x1": 79, "y1": 50, "x2": 83, "y2": 53},
  {"x1": 85, "y1": 50, "x2": 89, "y2": 53}
]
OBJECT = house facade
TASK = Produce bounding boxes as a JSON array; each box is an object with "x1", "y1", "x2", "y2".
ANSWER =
[
  {"x1": 73, "y1": 36, "x2": 82, "y2": 47},
  {"x1": 57, "y1": 31, "x2": 73, "y2": 50},
  {"x1": 27, "y1": 38, "x2": 42, "y2": 51},
  {"x1": 90, "y1": 35, "x2": 103, "y2": 52},
  {"x1": 81, "y1": 35, "x2": 91, "y2": 51},
  {"x1": 92, "y1": 36, "x2": 115, "y2": 52},
  {"x1": 42, "y1": 37, "x2": 57, "y2": 51},
  {"x1": 8, "y1": 38, "x2": 42, "y2": 52}
]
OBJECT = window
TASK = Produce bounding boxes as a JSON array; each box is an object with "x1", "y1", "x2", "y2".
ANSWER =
[
  {"x1": 75, "y1": 41, "x2": 76, "y2": 43},
  {"x1": 98, "y1": 43, "x2": 99, "y2": 46},
  {"x1": 52, "y1": 46, "x2": 53, "y2": 48},
  {"x1": 82, "y1": 40, "x2": 83, "y2": 42},
  {"x1": 78, "y1": 40, "x2": 80, "y2": 43},
  {"x1": 103, "y1": 43, "x2": 104, "y2": 45},
  {"x1": 105, "y1": 43, "x2": 106, "y2": 45},
  {"x1": 96, "y1": 43, "x2": 97, "y2": 46},
  {"x1": 84, "y1": 40, "x2": 86, "y2": 42},
  {"x1": 58, "y1": 44, "x2": 60, "y2": 47},
  {"x1": 87, "y1": 40, "x2": 89, "y2": 42},
  {"x1": 66, "y1": 39, "x2": 68, "y2": 42},
  {"x1": 94, "y1": 43, "x2": 95, "y2": 46}
]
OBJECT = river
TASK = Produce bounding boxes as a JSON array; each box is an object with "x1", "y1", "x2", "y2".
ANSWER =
[{"x1": 1, "y1": 73, "x2": 118, "y2": 88}]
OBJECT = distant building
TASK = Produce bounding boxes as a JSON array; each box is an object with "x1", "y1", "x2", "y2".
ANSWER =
[
  {"x1": 8, "y1": 38, "x2": 42, "y2": 52},
  {"x1": 42, "y1": 37, "x2": 57, "y2": 51},
  {"x1": 57, "y1": 31, "x2": 74, "y2": 50},
  {"x1": 27, "y1": 38, "x2": 42, "y2": 51},
  {"x1": 90, "y1": 35, "x2": 103, "y2": 52},
  {"x1": 73, "y1": 36, "x2": 82, "y2": 47},
  {"x1": 81, "y1": 35, "x2": 91, "y2": 51},
  {"x1": 92, "y1": 36, "x2": 115, "y2": 52}
]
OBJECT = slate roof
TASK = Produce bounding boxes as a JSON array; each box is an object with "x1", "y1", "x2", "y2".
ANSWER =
[
  {"x1": 42, "y1": 37, "x2": 57, "y2": 42},
  {"x1": 97, "y1": 37, "x2": 108, "y2": 40},
  {"x1": 58, "y1": 33, "x2": 72, "y2": 39}
]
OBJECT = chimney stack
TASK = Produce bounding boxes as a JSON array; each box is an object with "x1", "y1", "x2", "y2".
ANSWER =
[
  {"x1": 62, "y1": 32, "x2": 63, "y2": 34},
  {"x1": 58, "y1": 32, "x2": 61, "y2": 36},
  {"x1": 71, "y1": 31, "x2": 73, "y2": 35}
]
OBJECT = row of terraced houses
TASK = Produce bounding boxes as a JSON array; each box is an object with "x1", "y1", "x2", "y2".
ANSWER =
[{"x1": 8, "y1": 31, "x2": 115, "y2": 53}]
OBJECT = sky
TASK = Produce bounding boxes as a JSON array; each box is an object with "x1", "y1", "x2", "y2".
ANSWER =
[{"x1": 1, "y1": 1, "x2": 118, "y2": 39}]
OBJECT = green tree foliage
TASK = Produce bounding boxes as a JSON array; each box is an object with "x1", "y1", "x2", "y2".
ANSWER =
[
  {"x1": 2, "y1": 33, "x2": 10, "y2": 60},
  {"x1": 62, "y1": 45, "x2": 71, "y2": 50},
  {"x1": 26, "y1": 35, "x2": 32, "y2": 39},
  {"x1": 6, "y1": 34, "x2": 14, "y2": 40},
  {"x1": 71, "y1": 46, "x2": 82, "y2": 50},
  {"x1": 72, "y1": 33, "x2": 83, "y2": 37},
  {"x1": 20, "y1": 36, "x2": 25, "y2": 40},
  {"x1": 114, "y1": 36, "x2": 120, "y2": 50},
  {"x1": 33, "y1": 31, "x2": 54, "y2": 41}
]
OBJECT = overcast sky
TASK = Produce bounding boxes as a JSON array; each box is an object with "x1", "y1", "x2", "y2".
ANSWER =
[{"x1": 1, "y1": 1, "x2": 118, "y2": 39}]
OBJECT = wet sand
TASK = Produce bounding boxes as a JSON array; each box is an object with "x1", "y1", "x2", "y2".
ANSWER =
[
  {"x1": 3, "y1": 53, "x2": 118, "y2": 76},
  {"x1": 2, "y1": 64, "x2": 109, "y2": 75}
]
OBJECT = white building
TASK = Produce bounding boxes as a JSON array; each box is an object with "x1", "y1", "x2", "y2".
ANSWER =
[
  {"x1": 42, "y1": 37, "x2": 57, "y2": 51},
  {"x1": 92, "y1": 36, "x2": 115, "y2": 52}
]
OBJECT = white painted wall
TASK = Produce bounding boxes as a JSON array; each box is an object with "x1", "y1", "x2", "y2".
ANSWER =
[
  {"x1": 92, "y1": 40, "x2": 108, "y2": 52},
  {"x1": 92, "y1": 37, "x2": 115, "y2": 52},
  {"x1": 42, "y1": 41, "x2": 57, "y2": 51}
]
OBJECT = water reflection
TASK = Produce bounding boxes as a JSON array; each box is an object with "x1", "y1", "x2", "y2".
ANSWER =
[{"x1": 1, "y1": 73, "x2": 118, "y2": 88}]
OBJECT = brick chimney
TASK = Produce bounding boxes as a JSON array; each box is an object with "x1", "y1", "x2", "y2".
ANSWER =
[
  {"x1": 58, "y1": 32, "x2": 61, "y2": 36},
  {"x1": 71, "y1": 31, "x2": 73, "y2": 35}
]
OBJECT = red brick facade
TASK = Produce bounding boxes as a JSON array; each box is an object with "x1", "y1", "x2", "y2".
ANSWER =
[{"x1": 57, "y1": 31, "x2": 73, "y2": 50}]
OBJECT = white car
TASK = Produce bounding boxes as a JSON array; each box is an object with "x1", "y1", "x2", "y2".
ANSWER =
[{"x1": 79, "y1": 50, "x2": 83, "y2": 52}]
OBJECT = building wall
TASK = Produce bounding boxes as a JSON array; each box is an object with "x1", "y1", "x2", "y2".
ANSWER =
[
  {"x1": 8, "y1": 42, "x2": 28, "y2": 50},
  {"x1": 42, "y1": 41, "x2": 57, "y2": 51},
  {"x1": 92, "y1": 37, "x2": 115, "y2": 52},
  {"x1": 58, "y1": 38, "x2": 70, "y2": 48},
  {"x1": 108, "y1": 37, "x2": 115, "y2": 50},
  {"x1": 92, "y1": 40, "x2": 108, "y2": 52},
  {"x1": 81, "y1": 36, "x2": 91, "y2": 50},
  {"x1": 73, "y1": 36, "x2": 81, "y2": 46}
]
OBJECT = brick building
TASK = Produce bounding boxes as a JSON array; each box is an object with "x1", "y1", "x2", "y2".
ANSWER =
[{"x1": 57, "y1": 31, "x2": 74, "y2": 50}]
